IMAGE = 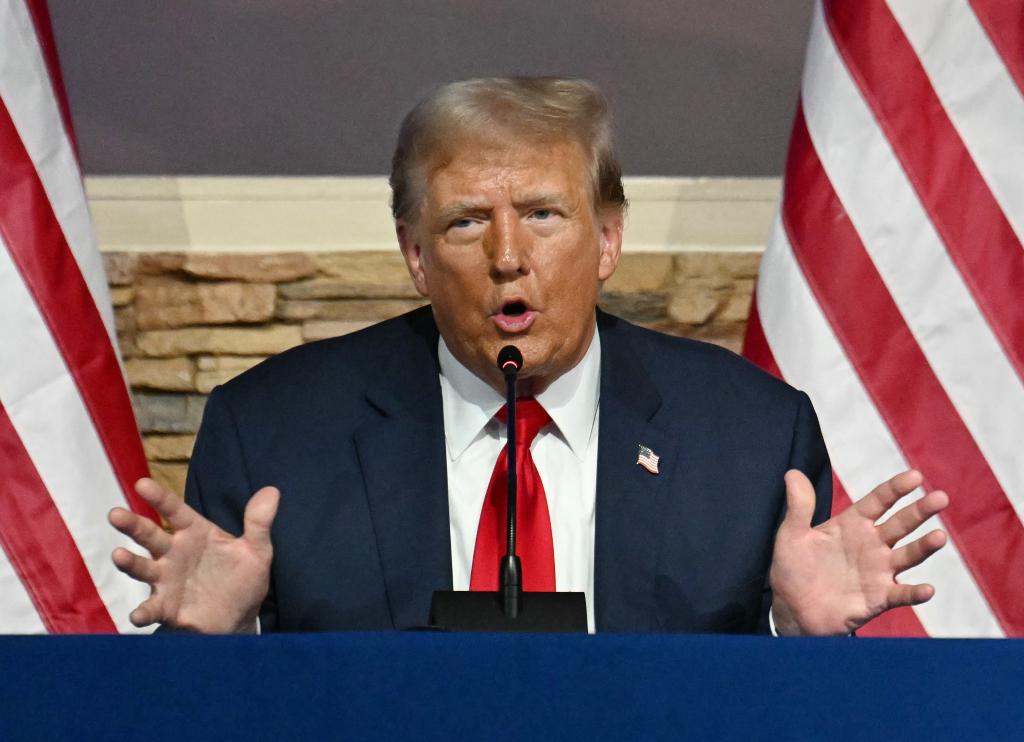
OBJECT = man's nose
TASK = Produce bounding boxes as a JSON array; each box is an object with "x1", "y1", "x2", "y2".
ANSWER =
[{"x1": 485, "y1": 211, "x2": 531, "y2": 277}]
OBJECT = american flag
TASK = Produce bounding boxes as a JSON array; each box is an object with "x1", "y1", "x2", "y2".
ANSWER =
[
  {"x1": 745, "y1": 0, "x2": 1024, "y2": 637},
  {"x1": 0, "y1": 0, "x2": 158, "y2": 632},
  {"x1": 637, "y1": 445, "x2": 660, "y2": 475}
]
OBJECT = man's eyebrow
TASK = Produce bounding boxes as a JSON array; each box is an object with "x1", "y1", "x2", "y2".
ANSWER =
[
  {"x1": 514, "y1": 192, "x2": 575, "y2": 211},
  {"x1": 432, "y1": 193, "x2": 575, "y2": 225},
  {"x1": 434, "y1": 201, "x2": 489, "y2": 224}
]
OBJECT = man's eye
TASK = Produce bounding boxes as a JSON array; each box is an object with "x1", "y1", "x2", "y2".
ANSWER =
[
  {"x1": 531, "y1": 209, "x2": 555, "y2": 220},
  {"x1": 450, "y1": 218, "x2": 475, "y2": 229}
]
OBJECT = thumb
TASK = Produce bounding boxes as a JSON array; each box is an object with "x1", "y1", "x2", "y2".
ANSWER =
[
  {"x1": 781, "y1": 469, "x2": 817, "y2": 531},
  {"x1": 243, "y1": 486, "x2": 281, "y2": 552}
]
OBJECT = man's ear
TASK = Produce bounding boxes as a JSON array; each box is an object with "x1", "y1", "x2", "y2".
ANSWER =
[
  {"x1": 596, "y1": 208, "x2": 624, "y2": 282},
  {"x1": 397, "y1": 220, "x2": 430, "y2": 297}
]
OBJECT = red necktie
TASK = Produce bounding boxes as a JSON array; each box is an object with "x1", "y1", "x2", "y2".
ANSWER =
[{"x1": 469, "y1": 398, "x2": 556, "y2": 592}]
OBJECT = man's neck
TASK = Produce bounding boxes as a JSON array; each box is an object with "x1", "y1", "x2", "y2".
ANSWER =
[{"x1": 437, "y1": 330, "x2": 601, "y2": 462}]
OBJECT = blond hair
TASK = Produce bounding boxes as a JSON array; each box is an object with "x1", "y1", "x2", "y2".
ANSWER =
[{"x1": 389, "y1": 77, "x2": 626, "y2": 221}]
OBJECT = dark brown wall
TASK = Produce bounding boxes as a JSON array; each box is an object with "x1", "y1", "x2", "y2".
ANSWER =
[{"x1": 50, "y1": 0, "x2": 813, "y2": 176}]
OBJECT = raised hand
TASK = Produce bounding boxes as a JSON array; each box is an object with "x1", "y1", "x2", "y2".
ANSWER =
[
  {"x1": 108, "y1": 478, "x2": 280, "y2": 634},
  {"x1": 770, "y1": 469, "x2": 948, "y2": 636}
]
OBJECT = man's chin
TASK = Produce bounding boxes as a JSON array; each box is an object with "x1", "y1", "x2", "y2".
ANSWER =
[
  {"x1": 511, "y1": 343, "x2": 567, "y2": 389},
  {"x1": 467, "y1": 336, "x2": 548, "y2": 380}
]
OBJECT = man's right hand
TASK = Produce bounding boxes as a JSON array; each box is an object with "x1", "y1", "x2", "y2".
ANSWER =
[{"x1": 108, "y1": 478, "x2": 279, "y2": 634}]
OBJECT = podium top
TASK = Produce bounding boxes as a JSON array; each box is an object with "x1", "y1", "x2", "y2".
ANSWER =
[{"x1": 2, "y1": 633, "x2": 1022, "y2": 741}]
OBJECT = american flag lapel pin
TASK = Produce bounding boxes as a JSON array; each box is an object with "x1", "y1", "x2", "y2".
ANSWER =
[{"x1": 637, "y1": 444, "x2": 660, "y2": 475}]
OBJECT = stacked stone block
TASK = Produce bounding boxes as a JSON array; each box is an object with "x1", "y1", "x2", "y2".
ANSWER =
[{"x1": 107, "y1": 250, "x2": 759, "y2": 492}]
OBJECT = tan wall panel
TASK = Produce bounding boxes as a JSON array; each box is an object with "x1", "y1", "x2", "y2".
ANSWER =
[{"x1": 86, "y1": 176, "x2": 780, "y2": 255}]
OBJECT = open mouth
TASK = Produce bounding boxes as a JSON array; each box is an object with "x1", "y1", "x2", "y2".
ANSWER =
[
  {"x1": 492, "y1": 299, "x2": 536, "y2": 333},
  {"x1": 502, "y1": 300, "x2": 528, "y2": 316}
]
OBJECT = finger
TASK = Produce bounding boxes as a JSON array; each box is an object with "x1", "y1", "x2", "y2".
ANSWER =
[
  {"x1": 134, "y1": 477, "x2": 194, "y2": 531},
  {"x1": 887, "y1": 582, "x2": 936, "y2": 608},
  {"x1": 854, "y1": 469, "x2": 924, "y2": 521},
  {"x1": 108, "y1": 507, "x2": 172, "y2": 557},
  {"x1": 780, "y1": 470, "x2": 817, "y2": 530},
  {"x1": 878, "y1": 490, "x2": 950, "y2": 547},
  {"x1": 243, "y1": 486, "x2": 281, "y2": 552},
  {"x1": 128, "y1": 595, "x2": 164, "y2": 628},
  {"x1": 892, "y1": 529, "x2": 947, "y2": 574},
  {"x1": 111, "y1": 547, "x2": 160, "y2": 584}
]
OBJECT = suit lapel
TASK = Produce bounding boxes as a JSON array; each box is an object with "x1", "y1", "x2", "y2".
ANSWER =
[
  {"x1": 354, "y1": 310, "x2": 452, "y2": 629},
  {"x1": 352, "y1": 309, "x2": 680, "y2": 631},
  {"x1": 594, "y1": 312, "x2": 678, "y2": 631}
]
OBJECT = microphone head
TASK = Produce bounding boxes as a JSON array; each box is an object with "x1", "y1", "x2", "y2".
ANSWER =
[{"x1": 496, "y1": 345, "x2": 523, "y2": 376}]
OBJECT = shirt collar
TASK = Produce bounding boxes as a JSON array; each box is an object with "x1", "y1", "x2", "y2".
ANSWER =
[{"x1": 438, "y1": 330, "x2": 601, "y2": 461}]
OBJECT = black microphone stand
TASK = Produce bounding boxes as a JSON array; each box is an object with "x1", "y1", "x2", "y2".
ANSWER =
[{"x1": 499, "y1": 347, "x2": 522, "y2": 619}]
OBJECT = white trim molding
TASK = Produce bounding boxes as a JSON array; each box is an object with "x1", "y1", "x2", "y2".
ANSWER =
[{"x1": 84, "y1": 176, "x2": 780, "y2": 254}]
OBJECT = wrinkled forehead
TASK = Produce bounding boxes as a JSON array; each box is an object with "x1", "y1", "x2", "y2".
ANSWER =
[{"x1": 417, "y1": 133, "x2": 593, "y2": 209}]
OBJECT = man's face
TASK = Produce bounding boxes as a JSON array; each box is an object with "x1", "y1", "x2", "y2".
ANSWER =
[{"x1": 398, "y1": 138, "x2": 623, "y2": 394}]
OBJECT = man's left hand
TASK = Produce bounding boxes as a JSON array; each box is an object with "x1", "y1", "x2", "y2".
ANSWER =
[{"x1": 770, "y1": 469, "x2": 948, "y2": 636}]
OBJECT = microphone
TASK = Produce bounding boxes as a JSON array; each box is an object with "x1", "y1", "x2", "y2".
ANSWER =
[
  {"x1": 497, "y1": 345, "x2": 523, "y2": 376},
  {"x1": 426, "y1": 344, "x2": 586, "y2": 633},
  {"x1": 496, "y1": 345, "x2": 523, "y2": 619}
]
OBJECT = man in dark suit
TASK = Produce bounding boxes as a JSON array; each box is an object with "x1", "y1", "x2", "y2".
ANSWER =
[{"x1": 109, "y1": 78, "x2": 949, "y2": 635}]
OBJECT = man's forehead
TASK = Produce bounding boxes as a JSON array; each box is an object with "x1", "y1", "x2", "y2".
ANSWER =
[{"x1": 424, "y1": 139, "x2": 589, "y2": 202}]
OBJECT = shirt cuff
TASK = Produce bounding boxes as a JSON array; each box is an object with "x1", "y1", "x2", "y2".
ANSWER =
[{"x1": 768, "y1": 606, "x2": 854, "y2": 637}]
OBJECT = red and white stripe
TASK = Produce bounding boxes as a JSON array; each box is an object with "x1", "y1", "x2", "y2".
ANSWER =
[
  {"x1": 745, "y1": 0, "x2": 1024, "y2": 637},
  {"x1": 0, "y1": 0, "x2": 158, "y2": 633}
]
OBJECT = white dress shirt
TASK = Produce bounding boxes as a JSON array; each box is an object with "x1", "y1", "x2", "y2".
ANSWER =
[{"x1": 439, "y1": 333, "x2": 601, "y2": 633}]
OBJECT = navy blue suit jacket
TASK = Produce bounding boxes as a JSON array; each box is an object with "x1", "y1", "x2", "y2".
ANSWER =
[{"x1": 185, "y1": 307, "x2": 831, "y2": 633}]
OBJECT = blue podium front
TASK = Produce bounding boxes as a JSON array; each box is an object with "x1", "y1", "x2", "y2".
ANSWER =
[{"x1": 2, "y1": 633, "x2": 1021, "y2": 740}]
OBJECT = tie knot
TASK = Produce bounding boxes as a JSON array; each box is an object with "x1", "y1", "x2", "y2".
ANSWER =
[{"x1": 497, "y1": 397, "x2": 551, "y2": 446}]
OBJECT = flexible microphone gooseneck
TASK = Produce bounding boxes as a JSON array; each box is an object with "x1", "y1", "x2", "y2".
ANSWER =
[{"x1": 496, "y1": 345, "x2": 523, "y2": 619}]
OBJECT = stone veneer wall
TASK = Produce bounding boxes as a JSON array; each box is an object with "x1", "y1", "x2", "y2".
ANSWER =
[{"x1": 109, "y1": 250, "x2": 760, "y2": 494}]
